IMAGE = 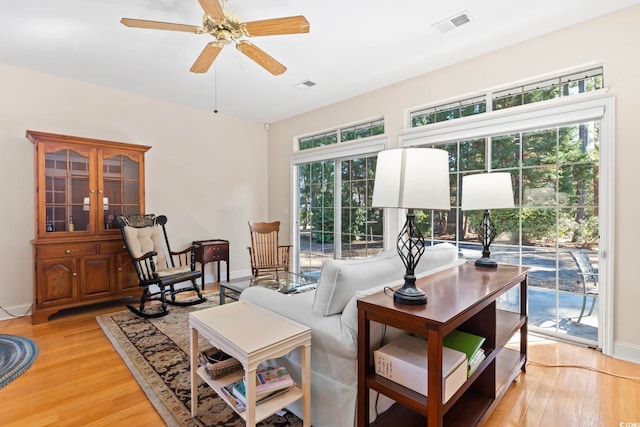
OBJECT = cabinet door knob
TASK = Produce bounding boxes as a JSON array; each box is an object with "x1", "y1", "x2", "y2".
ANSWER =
[
  {"x1": 65, "y1": 249, "x2": 72, "y2": 254},
  {"x1": 72, "y1": 272, "x2": 78, "y2": 276},
  {"x1": 118, "y1": 267, "x2": 123, "y2": 271}
]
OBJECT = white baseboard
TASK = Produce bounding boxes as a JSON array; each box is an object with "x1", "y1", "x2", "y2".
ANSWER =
[
  {"x1": 0, "y1": 303, "x2": 33, "y2": 322},
  {"x1": 613, "y1": 340, "x2": 640, "y2": 364}
]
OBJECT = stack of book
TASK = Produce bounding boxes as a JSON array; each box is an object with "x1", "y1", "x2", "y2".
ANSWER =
[
  {"x1": 443, "y1": 330, "x2": 486, "y2": 377},
  {"x1": 220, "y1": 366, "x2": 295, "y2": 412},
  {"x1": 197, "y1": 347, "x2": 242, "y2": 379}
]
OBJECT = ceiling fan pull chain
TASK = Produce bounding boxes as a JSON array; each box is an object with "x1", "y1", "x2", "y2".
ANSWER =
[{"x1": 213, "y1": 62, "x2": 219, "y2": 114}]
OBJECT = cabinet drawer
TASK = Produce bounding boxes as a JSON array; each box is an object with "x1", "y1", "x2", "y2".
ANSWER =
[
  {"x1": 99, "y1": 240, "x2": 128, "y2": 254},
  {"x1": 37, "y1": 243, "x2": 97, "y2": 259}
]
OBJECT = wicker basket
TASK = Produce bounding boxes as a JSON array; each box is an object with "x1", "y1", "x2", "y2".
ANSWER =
[{"x1": 198, "y1": 347, "x2": 243, "y2": 379}]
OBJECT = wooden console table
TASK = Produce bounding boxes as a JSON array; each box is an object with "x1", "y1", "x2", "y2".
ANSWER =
[
  {"x1": 193, "y1": 239, "x2": 229, "y2": 287},
  {"x1": 357, "y1": 261, "x2": 529, "y2": 427}
]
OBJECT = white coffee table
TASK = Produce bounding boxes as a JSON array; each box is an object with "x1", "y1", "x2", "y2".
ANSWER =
[{"x1": 190, "y1": 300, "x2": 311, "y2": 426}]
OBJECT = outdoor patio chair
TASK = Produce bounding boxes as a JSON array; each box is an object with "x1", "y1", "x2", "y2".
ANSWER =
[
  {"x1": 117, "y1": 214, "x2": 206, "y2": 318},
  {"x1": 570, "y1": 249, "x2": 599, "y2": 323},
  {"x1": 248, "y1": 221, "x2": 291, "y2": 276}
]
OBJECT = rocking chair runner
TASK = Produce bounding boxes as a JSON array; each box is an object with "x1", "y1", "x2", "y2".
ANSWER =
[
  {"x1": 248, "y1": 221, "x2": 291, "y2": 276},
  {"x1": 117, "y1": 214, "x2": 206, "y2": 318}
]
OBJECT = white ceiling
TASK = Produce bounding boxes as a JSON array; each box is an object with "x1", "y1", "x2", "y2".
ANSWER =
[{"x1": 1, "y1": 0, "x2": 638, "y2": 124}]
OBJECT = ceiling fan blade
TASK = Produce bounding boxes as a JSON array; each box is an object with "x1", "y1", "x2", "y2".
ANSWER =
[
  {"x1": 236, "y1": 40, "x2": 286, "y2": 75},
  {"x1": 121, "y1": 18, "x2": 201, "y2": 33},
  {"x1": 197, "y1": 0, "x2": 225, "y2": 22},
  {"x1": 190, "y1": 42, "x2": 223, "y2": 73},
  {"x1": 243, "y1": 15, "x2": 310, "y2": 37}
]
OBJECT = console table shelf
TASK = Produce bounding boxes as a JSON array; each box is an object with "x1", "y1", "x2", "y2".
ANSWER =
[{"x1": 358, "y1": 261, "x2": 528, "y2": 427}]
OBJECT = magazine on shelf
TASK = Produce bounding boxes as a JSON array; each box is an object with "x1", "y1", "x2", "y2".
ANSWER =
[
  {"x1": 229, "y1": 378, "x2": 294, "y2": 406},
  {"x1": 442, "y1": 330, "x2": 486, "y2": 378},
  {"x1": 219, "y1": 383, "x2": 246, "y2": 413},
  {"x1": 247, "y1": 366, "x2": 295, "y2": 394},
  {"x1": 469, "y1": 348, "x2": 486, "y2": 376}
]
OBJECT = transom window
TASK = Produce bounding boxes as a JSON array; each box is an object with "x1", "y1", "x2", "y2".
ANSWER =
[
  {"x1": 298, "y1": 119, "x2": 384, "y2": 150},
  {"x1": 409, "y1": 67, "x2": 603, "y2": 129}
]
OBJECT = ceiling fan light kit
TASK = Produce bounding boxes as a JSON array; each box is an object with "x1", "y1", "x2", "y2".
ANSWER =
[{"x1": 121, "y1": 0, "x2": 309, "y2": 75}]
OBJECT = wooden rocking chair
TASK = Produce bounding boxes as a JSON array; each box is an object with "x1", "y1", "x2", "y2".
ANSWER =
[
  {"x1": 248, "y1": 221, "x2": 291, "y2": 277},
  {"x1": 117, "y1": 214, "x2": 206, "y2": 318}
]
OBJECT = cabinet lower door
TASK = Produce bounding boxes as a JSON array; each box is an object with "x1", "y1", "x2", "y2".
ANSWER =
[
  {"x1": 80, "y1": 255, "x2": 114, "y2": 299},
  {"x1": 37, "y1": 258, "x2": 78, "y2": 307},
  {"x1": 116, "y1": 252, "x2": 140, "y2": 293}
]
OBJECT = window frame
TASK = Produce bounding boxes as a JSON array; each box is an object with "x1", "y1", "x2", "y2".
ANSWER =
[
  {"x1": 291, "y1": 135, "x2": 389, "y2": 273},
  {"x1": 399, "y1": 91, "x2": 615, "y2": 355}
]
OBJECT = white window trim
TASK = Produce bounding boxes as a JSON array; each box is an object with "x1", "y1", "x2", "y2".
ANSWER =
[
  {"x1": 400, "y1": 92, "x2": 615, "y2": 356},
  {"x1": 292, "y1": 135, "x2": 388, "y2": 165},
  {"x1": 400, "y1": 90, "x2": 609, "y2": 146}
]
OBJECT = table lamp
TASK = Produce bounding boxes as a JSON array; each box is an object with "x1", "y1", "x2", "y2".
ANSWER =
[
  {"x1": 461, "y1": 172, "x2": 514, "y2": 268},
  {"x1": 372, "y1": 147, "x2": 451, "y2": 305}
]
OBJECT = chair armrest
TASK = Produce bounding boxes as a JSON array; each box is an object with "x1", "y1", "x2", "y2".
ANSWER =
[
  {"x1": 170, "y1": 245, "x2": 198, "y2": 256},
  {"x1": 170, "y1": 245, "x2": 199, "y2": 269},
  {"x1": 131, "y1": 250, "x2": 158, "y2": 262}
]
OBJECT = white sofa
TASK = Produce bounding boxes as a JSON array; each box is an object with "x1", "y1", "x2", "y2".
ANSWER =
[{"x1": 240, "y1": 243, "x2": 463, "y2": 427}]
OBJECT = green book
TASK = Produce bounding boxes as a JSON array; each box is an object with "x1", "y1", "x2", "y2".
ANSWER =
[{"x1": 443, "y1": 330, "x2": 486, "y2": 375}]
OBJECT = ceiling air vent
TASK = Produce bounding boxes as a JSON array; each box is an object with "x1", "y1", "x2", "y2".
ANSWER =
[
  {"x1": 433, "y1": 11, "x2": 472, "y2": 33},
  {"x1": 295, "y1": 79, "x2": 317, "y2": 90}
]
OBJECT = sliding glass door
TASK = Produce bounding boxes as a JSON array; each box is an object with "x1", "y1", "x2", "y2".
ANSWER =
[
  {"x1": 297, "y1": 154, "x2": 382, "y2": 276},
  {"x1": 428, "y1": 119, "x2": 600, "y2": 344}
]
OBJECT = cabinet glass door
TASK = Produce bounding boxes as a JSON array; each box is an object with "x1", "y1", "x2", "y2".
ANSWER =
[
  {"x1": 44, "y1": 149, "x2": 91, "y2": 233},
  {"x1": 101, "y1": 153, "x2": 142, "y2": 232}
]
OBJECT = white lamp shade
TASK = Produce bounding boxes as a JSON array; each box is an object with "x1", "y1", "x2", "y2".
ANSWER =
[
  {"x1": 372, "y1": 148, "x2": 451, "y2": 210},
  {"x1": 461, "y1": 172, "x2": 515, "y2": 211}
]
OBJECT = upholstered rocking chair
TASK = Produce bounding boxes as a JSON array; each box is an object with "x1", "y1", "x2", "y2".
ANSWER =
[
  {"x1": 117, "y1": 214, "x2": 206, "y2": 318},
  {"x1": 247, "y1": 221, "x2": 291, "y2": 277}
]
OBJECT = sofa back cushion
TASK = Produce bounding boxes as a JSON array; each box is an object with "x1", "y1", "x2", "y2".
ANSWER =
[
  {"x1": 312, "y1": 243, "x2": 459, "y2": 316},
  {"x1": 312, "y1": 249, "x2": 402, "y2": 316}
]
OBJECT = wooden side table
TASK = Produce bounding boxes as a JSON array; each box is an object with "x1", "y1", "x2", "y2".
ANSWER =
[
  {"x1": 357, "y1": 261, "x2": 529, "y2": 427},
  {"x1": 190, "y1": 300, "x2": 311, "y2": 426},
  {"x1": 193, "y1": 239, "x2": 230, "y2": 287}
]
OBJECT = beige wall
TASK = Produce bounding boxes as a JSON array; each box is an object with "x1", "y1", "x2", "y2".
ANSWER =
[
  {"x1": 0, "y1": 63, "x2": 267, "y2": 317},
  {"x1": 268, "y1": 5, "x2": 640, "y2": 361}
]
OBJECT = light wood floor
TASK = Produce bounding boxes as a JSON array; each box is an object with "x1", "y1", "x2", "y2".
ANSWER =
[{"x1": 1, "y1": 291, "x2": 639, "y2": 427}]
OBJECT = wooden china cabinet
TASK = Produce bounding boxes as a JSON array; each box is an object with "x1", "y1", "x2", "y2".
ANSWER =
[{"x1": 27, "y1": 130, "x2": 151, "y2": 323}]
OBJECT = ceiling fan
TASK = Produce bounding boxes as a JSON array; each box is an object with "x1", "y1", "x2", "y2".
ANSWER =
[{"x1": 121, "y1": 0, "x2": 310, "y2": 76}]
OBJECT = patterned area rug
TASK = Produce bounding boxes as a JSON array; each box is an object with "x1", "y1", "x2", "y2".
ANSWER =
[
  {"x1": 96, "y1": 297, "x2": 302, "y2": 427},
  {"x1": 0, "y1": 334, "x2": 38, "y2": 389}
]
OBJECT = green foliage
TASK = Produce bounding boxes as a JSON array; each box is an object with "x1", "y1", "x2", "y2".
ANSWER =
[
  {"x1": 574, "y1": 216, "x2": 599, "y2": 246},
  {"x1": 414, "y1": 210, "x2": 432, "y2": 235}
]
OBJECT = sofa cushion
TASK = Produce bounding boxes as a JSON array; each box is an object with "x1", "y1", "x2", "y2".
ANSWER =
[
  {"x1": 312, "y1": 249, "x2": 403, "y2": 316},
  {"x1": 313, "y1": 243, "x2": 460, "y2": 317},
  {"x1": 341, "y1": 251, "x2": 465, "y2": 336}
]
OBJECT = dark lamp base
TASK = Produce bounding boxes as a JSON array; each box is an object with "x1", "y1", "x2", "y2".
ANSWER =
[
  {"x1": 393, "y1": 284, "x2": 427, "y2": 305},
  {"x1": 474, "y1": 257, "x2": 498, "y2": 268}
]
